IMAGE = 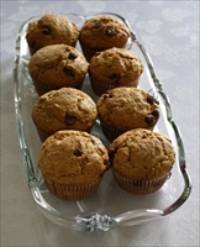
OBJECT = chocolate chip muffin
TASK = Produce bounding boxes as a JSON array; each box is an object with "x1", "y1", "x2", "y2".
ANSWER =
[
  {"x1": 26, "y1": 14, "x2": 79, "y2": 55},
  {"x1": 32, "y1": 88, "x2": 97, "y2": 140},
  {"x1": 29, "y1": 44, "x2": 88, "y2": 95},
  {"x1": 109, "y1": 129, "x2": 176, "y2": 194},
  {"x1": 39, "y1": 130, "x2": 109, "y2": 200},
  {"x1": 97, "y1": 87, "x2": 159, "y2": 141},
  {"x1": 79, "y1": 15, "x2": 131, "y2": 60},
  {"x1": 89, "y1": 48, "x2": 143, "y2": 95}
]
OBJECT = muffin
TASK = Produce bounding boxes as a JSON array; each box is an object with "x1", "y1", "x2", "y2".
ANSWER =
[
  {"x1": 89, "y1": 48, "x2": 143, "y2": 95},
  {"x1": 109, "y1": 129, "x2": 176, "y2": 194},
  {"x1": 39, "y1": 130, "x2": 109, "y2": 200},
  {"x1": 26, "y1": 14, "x2": 79, "y2": 55},
  {"x1": 32, "y1": 88, "x2": 97, "y2": 140},
  {"x1": 79, "y1": 15, "x2": 131, "y2": 60},
  {"x1": 97, "y1": 87, "x2": 159, "y2": 141},
  {"x1": 29, "y1": 44, "x2": 88, "y2": 95}
]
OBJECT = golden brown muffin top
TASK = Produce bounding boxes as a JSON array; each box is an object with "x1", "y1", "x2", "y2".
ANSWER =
[
  {"x1": 109, "y1": 129, "x2": 176, "y2": 180},
  {"x1": 32, "y1": 88, "x2": 97, "y2": 134},
  {"x1": 97, "y1": 87, "x2": 159, "y2": 130},
  {"x1": 39, "y1": 130, "x2": 109, "y2": 183},
  {"x1": 79, "y1": 15, "x2": 130, "y2": 49},
  {"x1": 28, "y1": 44, "x2": 88, "y2": 88},
  {"x1": 89, "y1": 48, "x2": 143, "y2": 86},
  {"x1": 26, "y1": 14, "x2": 79, "y2": 54}
]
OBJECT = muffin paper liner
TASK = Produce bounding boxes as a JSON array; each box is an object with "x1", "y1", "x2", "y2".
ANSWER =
[
  {"x1": 80, "y1": 43, "x2": 101, "y2": 61},
  {"x1": 33, "y1": 80, "x2": 83, "y2": 96},
  {"x1": 89, "y1": 75, "x2": 114, "y2": 96},
  {"x1": 113, "y1": 170, "x2": 170, "y2": 195},
  {"x1": 100, "y1": 123, "x2": 125, "y2": 141},
  {"x1": 89, "y1": 73, "x2": 139, "y2": 96},
  {"x1": 37, "y1": 127, "x2": 50, "y2": 142},
  {"x1": 35, "y1": 124, "x2": 92, "y2": 143},
  {"x1": 45, "y1": 177, "x2": 101, "y2": 200},
  {"x1": 100, "y1": 121, "x2": 156, "y2": 142}
]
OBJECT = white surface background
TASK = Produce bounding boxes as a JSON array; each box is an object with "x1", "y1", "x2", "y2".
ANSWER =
[{"x1": 0, "y1": 0, "x2": 199, "y2": 246}]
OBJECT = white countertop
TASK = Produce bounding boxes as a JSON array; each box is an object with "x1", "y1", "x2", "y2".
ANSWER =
[{"x1": 1, "y1": 0, "x2": 199, "y2": 246}]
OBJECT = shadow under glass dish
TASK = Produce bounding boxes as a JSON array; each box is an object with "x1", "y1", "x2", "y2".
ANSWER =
[{"x1": 14, "y1": 12, "x2": 192, "y2": 232}]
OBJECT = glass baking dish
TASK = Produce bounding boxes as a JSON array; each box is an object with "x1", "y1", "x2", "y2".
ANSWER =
[{"x1": 14, "y1": 13, "x2": 192, "y2": 232}]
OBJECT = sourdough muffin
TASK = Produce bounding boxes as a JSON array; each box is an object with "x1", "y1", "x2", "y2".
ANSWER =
[
  {"x1": 79, "y1": 15, "x2": 131, "y2": 60},
  {"x1": 39, "y1": 130, "x2": 109, "y2": 200},
  {"x1": 29, "y1": 44, "x2": 88, "y2": 95},
  {"x1": 26, "y1": 14, "x2": 79, "y2": 55},
  {"x1": 89, "y1": 48, "x2": 143, "y2": 95},
  {"x1": 97, "y1": 87, "x2": 159, "y2": 140},
  {"x1": 109, "y1": 129, "x2": 176, "y2": 194},
  {"x1": 32, "y1": 88, "x2": 97, "y2": 140}
]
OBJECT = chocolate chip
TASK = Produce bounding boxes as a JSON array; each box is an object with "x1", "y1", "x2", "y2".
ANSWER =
[
  {"x1": 73, "y1": 148, "x2": 82, "y2": 157},
  {"x1": 105, "y1": 26, "x2": 117, "y2": 37},
  {"x1": 102, "y1": 92, "x2": 113, "y2": 99},
  {"x1": 145, "y1": 114, "x2": 156, "y2": 126},
  {"x1": 145, "y1": 109, "x2": 159, "y2": 126},
  {"x1": 147, "y1": 95, "x2": 159, "y2": 105},
  {"x1": 64, "y1": 114, "x2": 77, "y2": 125},
  {"x1": 68, "y1": 52, "x2": 77, "y2": 60},
  {"x1": 151, "y1": 109, "x2": 160, "y2": 119},
  {"x1": 93, "y1": 22, "x2": 101, "y2": 29},
  {"x1": 41, "y1": 26, "x2": 51, "y2": 35},
  {"x1": 63, "y1": 67, "x2": 75, "y2": 78}
]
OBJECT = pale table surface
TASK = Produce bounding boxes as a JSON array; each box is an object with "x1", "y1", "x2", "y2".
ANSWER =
[{"x1": 0, "y1": 1, "x2": 199, "y2": 247}]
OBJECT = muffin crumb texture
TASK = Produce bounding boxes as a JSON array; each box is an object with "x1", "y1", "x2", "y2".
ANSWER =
[
  {"x1": 32, "y1": 88, "x2": 97, "y2": 134},
  {"x1": 89, "y1": 48, "x2": 143, "y2": 95},
  {"x1": 109, "y1": 129, "x2": 175, "y2": 180},
  {"x1": 29, "y1": 44, "x2": 88, "y2": 93},
  {"x1": 39, "y1": 130, "x2": 109, "y2": 184},
  {"x1": 90, "y1": 48, "x2": 143, "y2": 85},
  {"x1": 79, "y1": 15, "x2": 130, "y2": 50},
  {"x1": 26, "y1": 14, "x2": 79, "y2": 54},
  {"x1": 97, "y1": 87, "x2": 159, "y2": 131}
]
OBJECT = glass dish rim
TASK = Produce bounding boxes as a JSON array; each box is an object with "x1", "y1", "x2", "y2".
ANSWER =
[{"x1": 13, "y1": 12, "x2": 192, "y2": 232}]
